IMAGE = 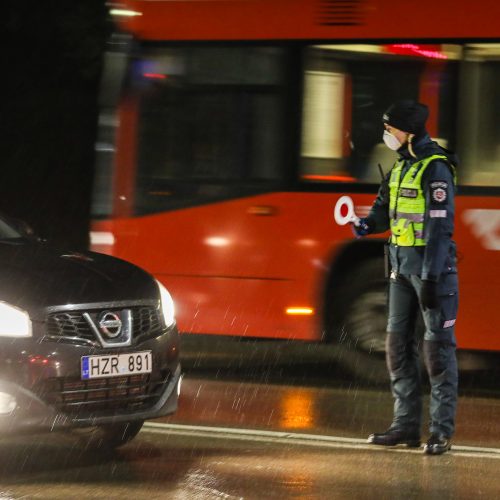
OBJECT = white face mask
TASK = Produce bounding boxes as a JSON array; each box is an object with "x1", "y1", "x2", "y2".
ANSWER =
[{"x1": 383, "y1": 130, "x2": 402, "y2": 151}]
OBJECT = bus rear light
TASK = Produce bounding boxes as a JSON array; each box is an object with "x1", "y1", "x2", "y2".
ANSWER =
[
  {"x1": 89, "y1": 231, "x2": 115, "y2": 246},
  {"x1": 143, "y1": 73, "x2": 168, "y2": 80},
  {"x1": 110, "y1": 9, "x2": 143, "y2": 17},
  {"x1": 204, "y1": 237, "x2": 230, "y2": 247},
  {"x1": 286, "y1": 307, "x2": 314, "y2": 315}
]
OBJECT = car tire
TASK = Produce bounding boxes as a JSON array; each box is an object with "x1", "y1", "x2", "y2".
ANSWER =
[
  {"x1": 328, "y1": 258, "x2": 389, "y2": 384},
  {"x1": 76, "y1": 420, "x2": 144, "y2": 450}
]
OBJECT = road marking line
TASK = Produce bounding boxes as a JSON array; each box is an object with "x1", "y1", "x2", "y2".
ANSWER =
[{"x1": 143, "y1": 422, "x2": 500, "y2": 459}]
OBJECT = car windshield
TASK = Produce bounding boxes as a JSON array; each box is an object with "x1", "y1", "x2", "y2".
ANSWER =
[{"x1": 0, "y1": 217, "x2": 25, "y2": 240}]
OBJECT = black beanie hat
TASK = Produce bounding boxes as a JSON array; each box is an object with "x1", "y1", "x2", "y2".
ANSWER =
[{"x1": 382, "y1": 100, "x2": 429, "y2": 134}]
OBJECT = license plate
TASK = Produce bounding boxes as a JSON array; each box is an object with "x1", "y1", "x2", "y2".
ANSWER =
[{"x1": 81, "y1": 351, "x2": 152, "y2": 380}]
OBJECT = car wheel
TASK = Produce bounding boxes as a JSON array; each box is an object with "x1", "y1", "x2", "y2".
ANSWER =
[
  {"x1": 328, "y1": 258, "x2": 389, "y2": 384},
  {"x1": 75, "y1": 420, "x2": 144, "y2": 450}
]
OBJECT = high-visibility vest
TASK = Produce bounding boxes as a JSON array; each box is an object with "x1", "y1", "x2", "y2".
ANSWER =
[{"x1": 388, "y1": 154, "x2": 456, "y2": 246}]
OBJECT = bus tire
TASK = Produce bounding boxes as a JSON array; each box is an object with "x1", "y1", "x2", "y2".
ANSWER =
[{"x1": 328, "y1": 258, "x2": 389, "y2": 384}]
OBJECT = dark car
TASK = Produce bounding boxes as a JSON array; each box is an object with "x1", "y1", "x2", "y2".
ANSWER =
[{"x1": 0, "y1": 216, "x2": 181, "y2": 448}]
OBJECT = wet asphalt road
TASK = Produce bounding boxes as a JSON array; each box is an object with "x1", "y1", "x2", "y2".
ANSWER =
[{"x1": 1, "y1": 335, "x2": 500, "y2": 499}]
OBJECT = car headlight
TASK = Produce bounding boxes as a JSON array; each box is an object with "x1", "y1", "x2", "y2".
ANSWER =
[
  {"x1": 156, "y1": 280, "x2": 175, "y2": 328},
  {"x1": 0, "y1": 302, "x2": 32, "y2": 338}
]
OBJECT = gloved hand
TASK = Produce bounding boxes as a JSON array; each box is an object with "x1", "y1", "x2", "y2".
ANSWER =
[
  {"x1": 420, "y1": 280, "x2": 439, "y2": 309},
  {"x1": 351, "y1": 217, "x2": 374, "y2": 238}
]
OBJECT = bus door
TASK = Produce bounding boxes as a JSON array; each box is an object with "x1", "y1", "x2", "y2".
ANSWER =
[{"x1": 122, "y1": 45, "x2": 299, "y2": 336}]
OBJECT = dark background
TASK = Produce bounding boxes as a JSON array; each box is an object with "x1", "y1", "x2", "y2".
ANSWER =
[{"x1": 2, "y1": 1, "x2": 110, "y2": 249}]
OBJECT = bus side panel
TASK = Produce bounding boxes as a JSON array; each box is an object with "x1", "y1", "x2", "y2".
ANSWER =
[
  {"x1": 456, "y1": 196, "x2": 500, "y2": 351},
  {"x1": 159, "y1": 275, "x2": 318, "y2": 340},
  {"x1": 120, "y1": 0, "x2": 500, "y2": 41},
  {"x1": 91, "y1": 191, "x2": 363, "y2": 340}
]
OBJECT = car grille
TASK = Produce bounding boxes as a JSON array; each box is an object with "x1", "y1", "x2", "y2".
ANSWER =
[
  {"x1": 46, "y1": 307, "x2": 163, "y2": 345},
  {"x1": 35, "y1": 369, "x2": 170, "y2": 416}
]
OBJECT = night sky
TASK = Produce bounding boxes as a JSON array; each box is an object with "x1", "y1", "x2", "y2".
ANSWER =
[{"x1": 2, "y1": 1, "x2": 110, "y2": 249}]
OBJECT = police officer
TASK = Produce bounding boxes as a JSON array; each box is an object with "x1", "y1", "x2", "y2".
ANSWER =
[{"x1": 353, "y1": 100, "x2": 459, "y2": 455}]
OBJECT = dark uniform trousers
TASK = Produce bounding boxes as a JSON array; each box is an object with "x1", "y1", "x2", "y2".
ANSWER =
[{"x1": 386, "y1": 272, "x2": 458, "y2": 438}]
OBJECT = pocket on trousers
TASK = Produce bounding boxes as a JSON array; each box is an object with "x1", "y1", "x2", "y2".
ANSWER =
[
  {"x1": 424, "y1": 273, "x2": 458, "y2": 340},
  {"x1": 437, "y1": 272, "x2": 458, "y2": 296},
  {"x1": 438, "y1": 291, "x2": 458, "y2": 330},
  {"x1": 438, "y1": 272, "x2": 458, "y2": 330}
]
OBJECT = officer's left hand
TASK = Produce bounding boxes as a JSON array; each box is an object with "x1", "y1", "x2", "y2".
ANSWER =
[{"x1": 420, "y1": 280, "x2": 439, "y2": 309}]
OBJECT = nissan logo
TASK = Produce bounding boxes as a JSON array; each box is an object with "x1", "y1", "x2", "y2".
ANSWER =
[{"x1": 98, "y1": 312, "x2": 122, "y2": 338}]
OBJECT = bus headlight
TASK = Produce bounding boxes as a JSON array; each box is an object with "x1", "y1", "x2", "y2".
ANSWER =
[
  {"x1": 156, "y1": 280, "x2": 175, "y2": 328},
  {"x1": 0, "y1": 302, "x2": 32, "y2": 338}
]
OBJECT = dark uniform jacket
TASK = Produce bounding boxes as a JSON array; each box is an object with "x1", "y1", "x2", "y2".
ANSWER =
[{"x1": 367, "y1": 133, "x2": 458, "y2": 282}]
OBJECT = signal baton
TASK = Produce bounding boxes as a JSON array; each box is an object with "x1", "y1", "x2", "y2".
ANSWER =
[{"x1": 333, "y1": 196, "x2": 360, "y2": 226}]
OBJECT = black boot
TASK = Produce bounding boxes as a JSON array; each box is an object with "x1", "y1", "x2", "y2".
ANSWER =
[
  {"x1": 367, "y1": 428, "x2": 421, "y2": 447},
  {"x1": 423, "y1": 434, "x2": 452, "y2": 455}
]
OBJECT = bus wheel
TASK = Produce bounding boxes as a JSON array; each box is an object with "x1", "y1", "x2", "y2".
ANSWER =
[{"x1": 328, "y1": 258, "x2": 389, "y2": 384}]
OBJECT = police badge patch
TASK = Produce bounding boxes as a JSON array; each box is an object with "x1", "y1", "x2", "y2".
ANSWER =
[{"x1": 430, "y1": 181, "x2": 448, "y2": 204}]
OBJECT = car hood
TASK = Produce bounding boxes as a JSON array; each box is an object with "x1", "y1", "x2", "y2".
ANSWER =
[{"x1": 0, "y1": 240, "x2": 158, "y2": 317}]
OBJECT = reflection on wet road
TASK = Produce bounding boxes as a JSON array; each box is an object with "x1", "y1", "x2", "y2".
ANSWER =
[
  {"x1": 164, "y1": 374, "x2": 500, "y2": 449},
  {"x1": 171, "y1": 335, "x2": 500, "y2": 449}
]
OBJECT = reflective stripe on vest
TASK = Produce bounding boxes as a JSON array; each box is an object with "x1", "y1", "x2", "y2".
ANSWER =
[{"x1": 388, "y1": 154, "x2": 455, "y2": 246}]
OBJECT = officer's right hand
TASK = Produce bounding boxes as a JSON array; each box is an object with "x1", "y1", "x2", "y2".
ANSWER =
[
  {"x1": 420, "y1": 280, "x2": 439, "y2": 309},
  {"x1": 351, "y1": 217, "x2": 374, "y2": 238}
]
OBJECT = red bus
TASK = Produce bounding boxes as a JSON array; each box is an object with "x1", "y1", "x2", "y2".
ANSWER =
[{"x1": 91, "y1": 0, "x2": 500, "y2": 374}]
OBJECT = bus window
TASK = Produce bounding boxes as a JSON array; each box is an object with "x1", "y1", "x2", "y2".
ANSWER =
[
  {"x1": 92, "y1": 33, "x2": 132, "y2": 219},
  {"x1": 133, "y1": 46, "x2": 287, "y2": 215},
  {"x1": 458, "y1": 44, "x2": 500, "y2": 187},
  {"x1": 300, "y1": 44, "x2": 460, "y2": 184}
]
